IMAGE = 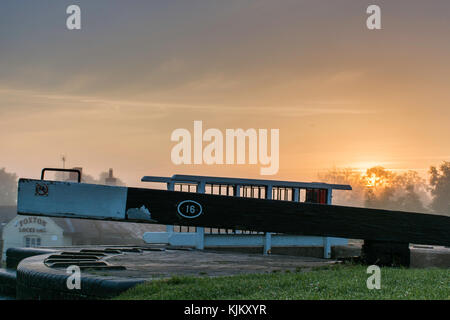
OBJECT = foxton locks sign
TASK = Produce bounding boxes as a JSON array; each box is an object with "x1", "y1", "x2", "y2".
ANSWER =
[{"x1": 14, "y1": 217, "x2": 48, "y2": 233}]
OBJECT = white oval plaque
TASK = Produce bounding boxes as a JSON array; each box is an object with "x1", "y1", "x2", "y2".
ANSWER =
[{"x1": 177, "y1": 200, "x2": 203, "y2": 219}]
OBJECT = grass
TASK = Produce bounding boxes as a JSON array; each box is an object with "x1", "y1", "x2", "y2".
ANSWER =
[{"x1": 114, "y1": 263, "x2": 450, "y2": 300}]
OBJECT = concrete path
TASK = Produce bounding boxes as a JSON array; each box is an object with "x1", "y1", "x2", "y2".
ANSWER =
[{"x1": 86, "y1": 248, "x2": 335, "y2": 279}]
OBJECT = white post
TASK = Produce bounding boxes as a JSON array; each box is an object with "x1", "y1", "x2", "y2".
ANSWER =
[
  {"x1": 196, "y1": 181, "x2": 206, "y2": 250},
  {"x1": 234, "y1": 185, "x2": 241, "y2": 197},
  {"x1": 323, "y1": 237, "x2": 331, "y2": 259},
  {"x1": 326, "y1": 188, "x2": 333, "y2": 204},
  {"x1": 293, "y1": 188, "x2": 300, "y2": 202},
  {"x1": 166, "y1": 182, "x2": 174, "y2": 233},
  {"x1": 323, "y1": 188, "x2": 333, "y2": 259},
  {"x1": 264, "y1": 185, "x2": 273, "y2": 255},
  {"x1": 233, "y1": 185, "x2": 242, "y2": 234}
]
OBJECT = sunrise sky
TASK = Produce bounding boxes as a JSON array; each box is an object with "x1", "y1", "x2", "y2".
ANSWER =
[{"x1": 1, "y1": 0, "x2": 450, "y2": 187}]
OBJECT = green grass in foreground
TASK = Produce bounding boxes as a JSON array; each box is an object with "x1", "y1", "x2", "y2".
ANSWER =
[{"x1": 114, "y1": 264, "x2": 450, "y2": 300}]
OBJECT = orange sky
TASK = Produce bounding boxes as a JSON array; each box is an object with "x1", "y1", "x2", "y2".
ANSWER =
[{"x1": 1, "y1": 1, "x2": 450, "y2": 187}]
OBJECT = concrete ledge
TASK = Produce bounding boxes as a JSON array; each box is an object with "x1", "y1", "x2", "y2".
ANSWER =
[
  {"x1": 411, "y1": 246, "x2": 450, "y2": 268},
  {"x1": 16, "y1": 253, "x2": 145, "y2": 300},
  {"x1": 9, "y1": 245, "x2": 336, "y2": 299},
  {"x1": 143, "y1": 231, "x2": 347, "y2": 248},
  {"x1": 194, "y1": 245, "x2": 359, "y2": 259}
]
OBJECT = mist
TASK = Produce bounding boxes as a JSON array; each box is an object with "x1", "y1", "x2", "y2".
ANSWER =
[{"x1": 319, "y1": 162, "x2": 450, "y2": 216}]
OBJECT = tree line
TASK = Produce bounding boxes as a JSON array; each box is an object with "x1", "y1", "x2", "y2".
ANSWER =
[{"x1": 319, "y1": 161, "x2": 450, "y2": 216}]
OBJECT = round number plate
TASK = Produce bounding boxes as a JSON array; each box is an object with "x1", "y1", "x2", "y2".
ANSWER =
[{"x1": 177, "y1": 200, "x2": 203, "y2": 219}]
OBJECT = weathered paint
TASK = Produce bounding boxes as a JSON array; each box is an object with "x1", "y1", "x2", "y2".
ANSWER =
[
  {"x1": 126, "y1": 205, "x2": 157, "y2": 222},
  {"x1": 18, "y1": 179, "x2": 128, "y2": 221}
]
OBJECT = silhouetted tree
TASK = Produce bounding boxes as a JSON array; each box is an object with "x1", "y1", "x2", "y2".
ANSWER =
[
  {"x1": 394, "y1": 184, "x2": 427, "y2": 213},
  {"x1": 319, "y1": 166, "x2": 428, "y2": 212},
  {"x1": 0, "y1": 168, "x2": 17, "y2": 205},
  {"x1": 364, "y1": 167, "x2": 428, "y2": 212},
  {"x1": 318, "y1": 167, "x2": 365, "y2": 206},
  {"x1": 429, "y1": 161, "x2": 450, "y2": 215}
]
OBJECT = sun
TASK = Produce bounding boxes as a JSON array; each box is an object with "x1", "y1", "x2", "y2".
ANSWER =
[
  {"x1": 363, "y1": 172, "x2": 390, "y2": 188},
  {"x1": 365, "y1": 173, "x2": 379, "y2": 187}
]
